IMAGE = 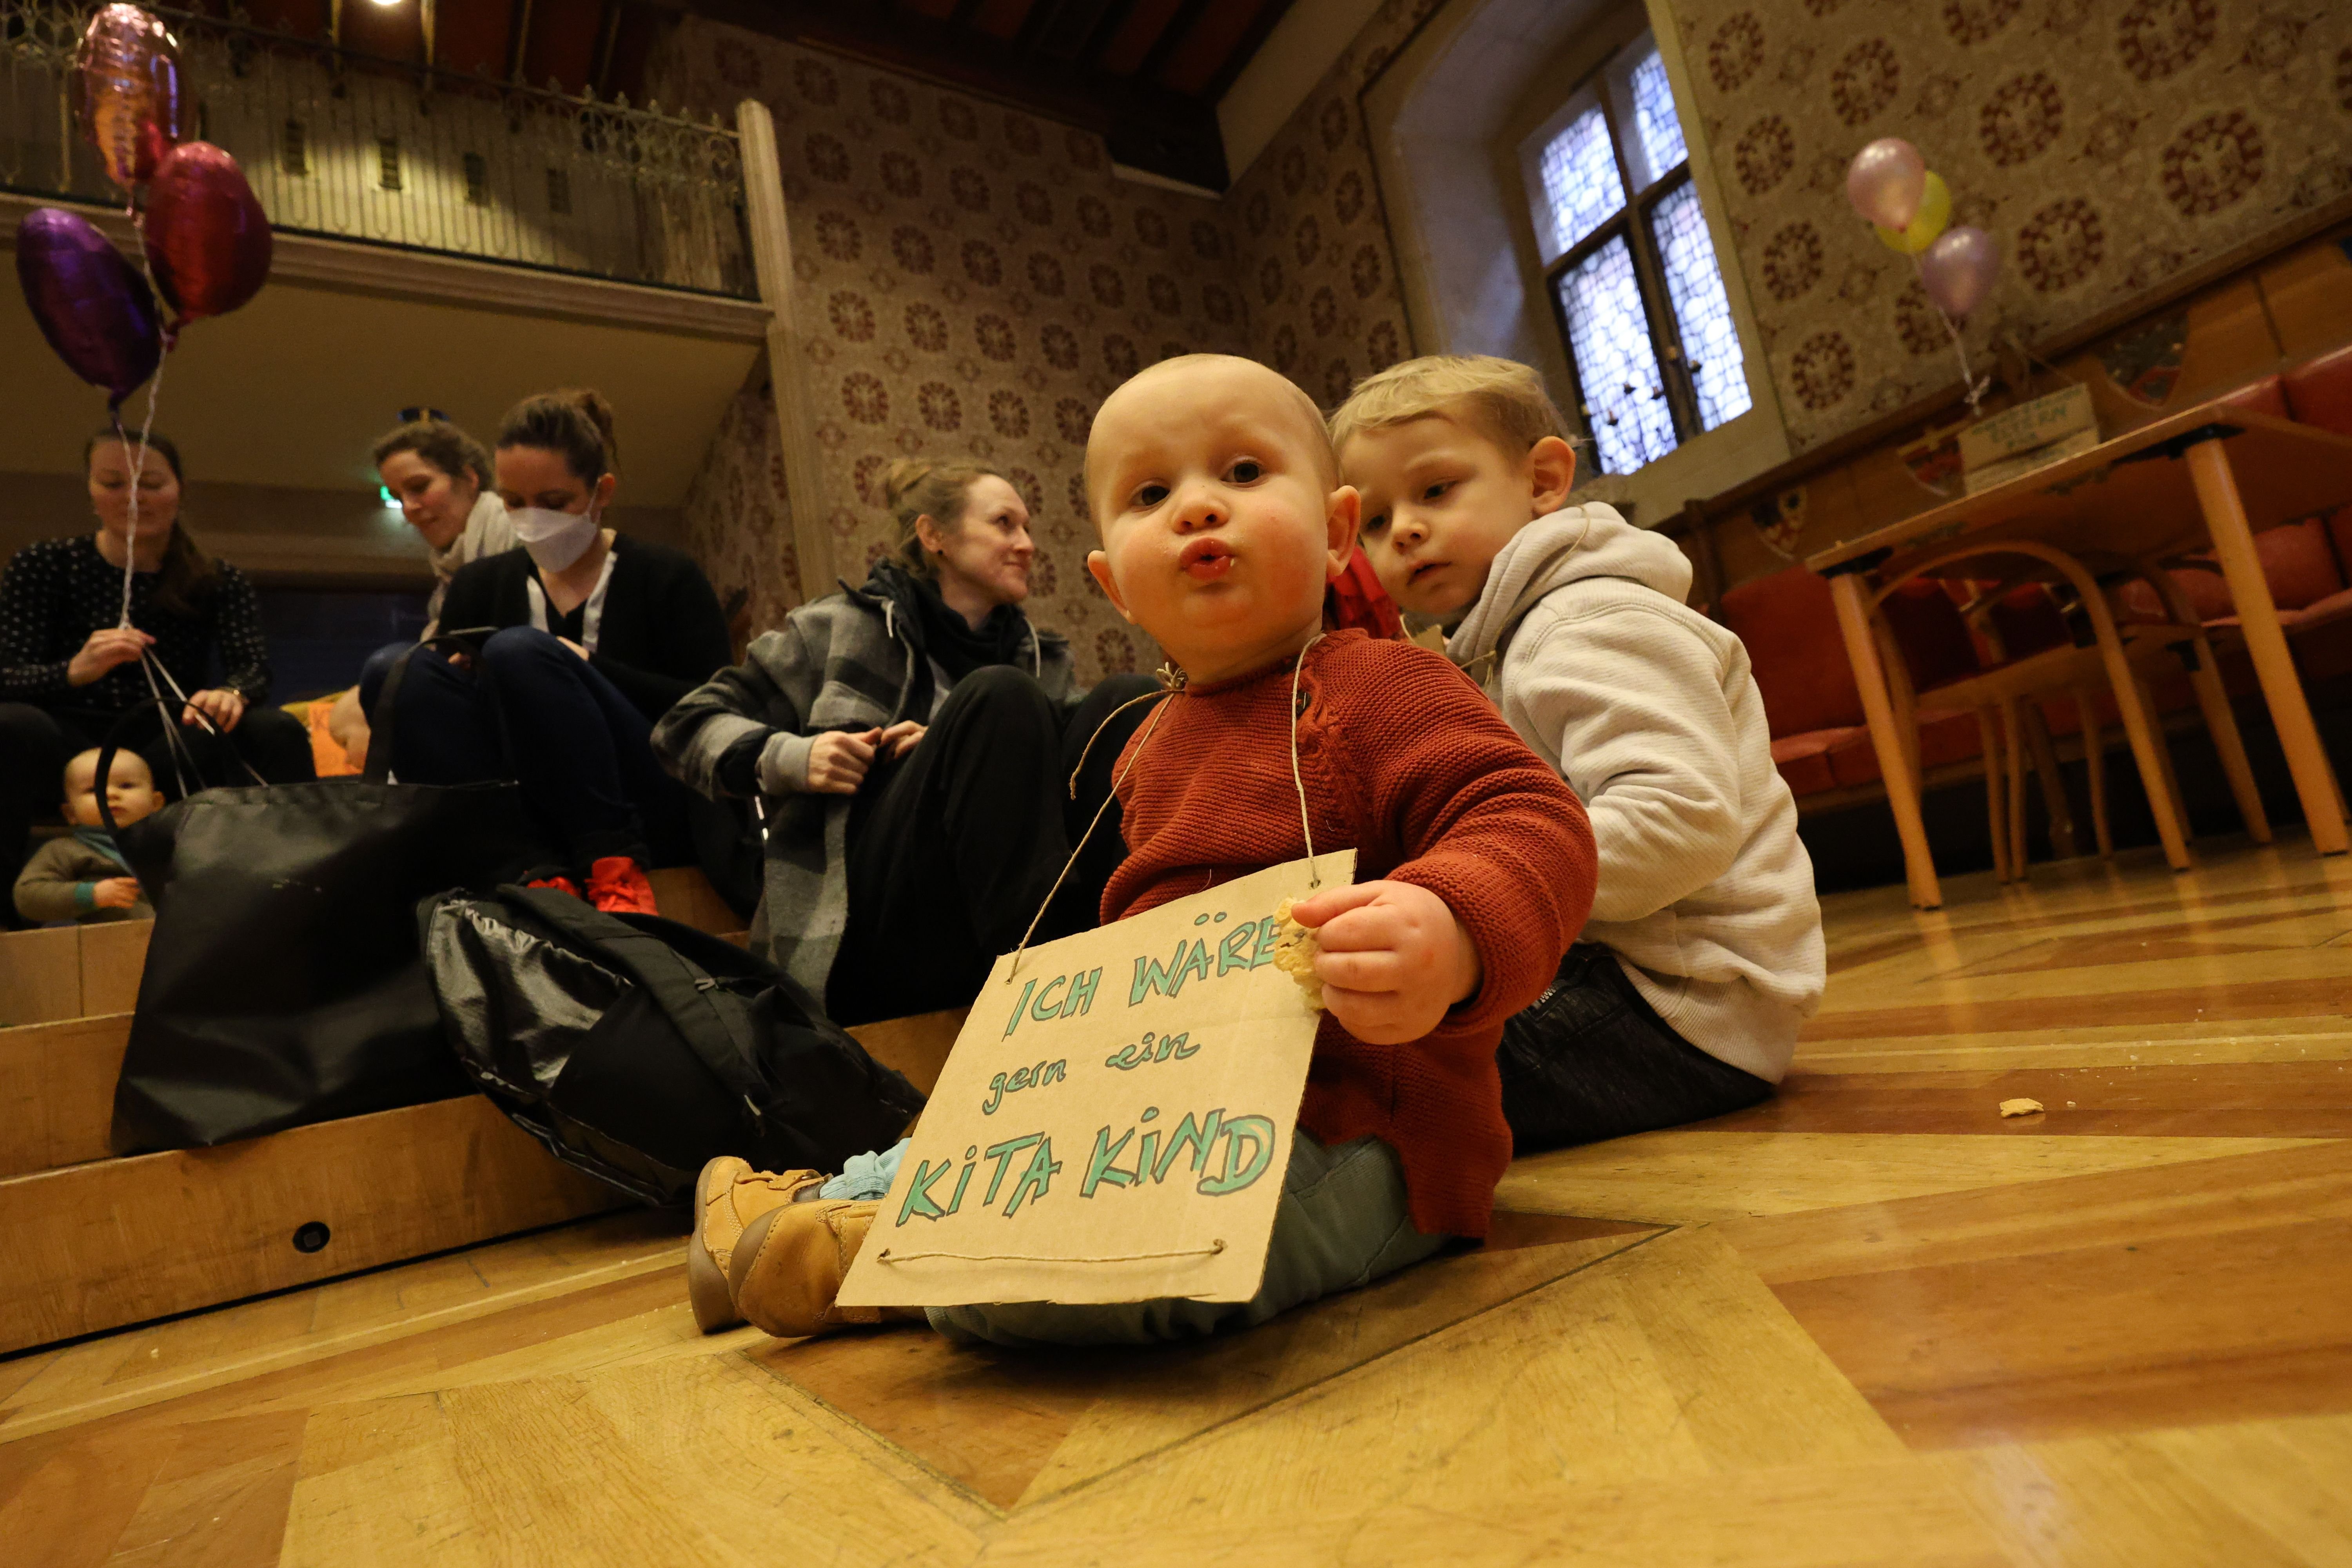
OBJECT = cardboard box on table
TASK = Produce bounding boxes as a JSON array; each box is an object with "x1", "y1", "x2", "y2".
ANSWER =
[{"x1": 836, "y1": 852, "x2": 1350, "y2": 1310}]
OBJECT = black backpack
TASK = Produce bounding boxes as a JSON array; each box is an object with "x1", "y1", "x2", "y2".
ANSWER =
[{"x1": 419, "y1": 886, "x2": 925, "y2": 1205}]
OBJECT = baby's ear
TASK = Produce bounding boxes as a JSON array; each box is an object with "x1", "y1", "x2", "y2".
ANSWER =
[
  {"x1": 1085, "y1": 550, "x2": 1133, "y2": 621},
  {"x1": 1323, "y1": 485, "x2": 1361, "y2": 579}
]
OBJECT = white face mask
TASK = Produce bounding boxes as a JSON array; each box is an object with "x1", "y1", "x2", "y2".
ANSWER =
[{"x1": 509, "y1": 503, "x2": 600, "y2": 573}]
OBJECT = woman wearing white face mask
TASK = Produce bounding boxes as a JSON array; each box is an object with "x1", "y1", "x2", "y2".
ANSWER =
[{"x1": 356, "y1": 389, "x2": 730, "y2": 914}]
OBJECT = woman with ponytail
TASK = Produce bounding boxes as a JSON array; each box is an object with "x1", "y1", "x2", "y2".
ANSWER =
[
  {"x1": 655, "y1": 457, "x2": 1158, "y2": 1025},
  {"x1": 0, "y1": 431, "x2": 315, "y2": 921},
  {"x1": 357, "y1": 389, "x2": 731, "y2": 914}
]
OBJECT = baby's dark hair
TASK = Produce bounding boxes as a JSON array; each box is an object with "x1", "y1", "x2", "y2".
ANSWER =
[{"x1": 497, "y1": 388, "x2": 618, "y2": 484}]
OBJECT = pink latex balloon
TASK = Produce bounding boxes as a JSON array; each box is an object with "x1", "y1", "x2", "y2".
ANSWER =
[
  {"x1": 1920, "y1": 226, "x2": 2000, "y2": 319},
  {"x1": 72, "y1": 4, "x2": 181, "y2": 191},
  {"x1": 1845, "y1": 138, "x2": 1926, "y2": 232}
]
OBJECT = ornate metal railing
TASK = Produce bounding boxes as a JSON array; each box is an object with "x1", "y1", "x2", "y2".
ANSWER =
[{"x1": 0, "y1": 1, "x2": 755, "y2": 298}]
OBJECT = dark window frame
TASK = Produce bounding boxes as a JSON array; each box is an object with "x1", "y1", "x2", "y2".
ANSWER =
[{"x1": 1535, "y1": 63, "x2": 1710, "y2": 461}]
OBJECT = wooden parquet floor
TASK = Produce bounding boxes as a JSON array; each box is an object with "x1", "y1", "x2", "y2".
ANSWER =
[{"x1": 7, "y1": 835, "x2": 2352, "y2": 1565}]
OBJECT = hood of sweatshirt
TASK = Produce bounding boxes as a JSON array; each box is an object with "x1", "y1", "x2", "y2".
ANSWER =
[{"x1": 1446, "y1": 503, "x2": 1690, "y2": 678}]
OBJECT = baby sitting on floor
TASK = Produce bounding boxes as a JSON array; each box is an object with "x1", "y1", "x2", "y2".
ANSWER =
[
  {"x1": 686, "y1": 354, "x2": 1595, "y2": 1348},
  {"x1": 12, "y1": 748, "x2": 160, "y2": 925}
]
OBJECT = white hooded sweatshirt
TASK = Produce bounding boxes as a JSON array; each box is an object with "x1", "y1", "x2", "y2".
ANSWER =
[{"x1": 1447, "y1": 503, "x2": 1823, "y2": 1082}]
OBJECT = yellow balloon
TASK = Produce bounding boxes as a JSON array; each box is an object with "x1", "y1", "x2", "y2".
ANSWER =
[{"x1": 1874, "y1": 170, "x2": 1951, "y2": 255}]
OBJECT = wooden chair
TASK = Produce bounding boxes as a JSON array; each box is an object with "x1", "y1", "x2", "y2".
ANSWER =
[{"x1": 1863, "y1": 542, "x2": 2271, "y2": 882}]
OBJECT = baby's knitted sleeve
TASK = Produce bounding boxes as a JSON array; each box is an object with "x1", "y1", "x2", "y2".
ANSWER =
[{"x1": 1348, "y1": 644, "x2": 1597, "y2": 1033}]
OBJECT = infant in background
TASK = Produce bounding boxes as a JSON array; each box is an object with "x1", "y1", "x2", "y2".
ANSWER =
[{"x1": 12, "y1": 748, "x2": 160, "y2": 925}]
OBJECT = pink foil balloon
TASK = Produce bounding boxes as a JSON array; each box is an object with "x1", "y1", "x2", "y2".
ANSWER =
[
  {"x1": 145, "y1": 143, "x2": 273, "y2": 324},
  {"x1": 1845, "y1": 137, "x2": 1926, "y2": 232},
  {"x1": 72, "y1": 4, "x2": 181, "y2": 191},
  {"x1": 1920, "y1": 226, "x2": 2000, "y2": 319}
]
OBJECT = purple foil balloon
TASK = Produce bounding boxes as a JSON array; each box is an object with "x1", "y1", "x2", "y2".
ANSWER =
[
  {"x1": 1845, "y1": 137, "x2": 1926, "y2": 231},
  {"x1": 14, "y1": 207, "x2": 162, "y2": 404},
  {"x1": 1920, "y1": 226, "x2": 2000, "y2": 319}
]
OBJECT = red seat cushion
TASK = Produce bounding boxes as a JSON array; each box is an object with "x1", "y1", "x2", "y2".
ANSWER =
[
  {"x1": 1769, "y1": 727, "x2": 1862, "y2": 797},
  {"x1": 2220, "y1": 375, "x2": 2287, "y2": 419},
  {"x1": 1878, "y1": 578, "x2": 1982, "y2": 691},
  {"x1": 1718, "y1": 566, "x2": 1866, "y2": 737},
  {"x1": 1825, "y1": 708, "x2": 1982, "y2": 789},
  {"x1": 1988, "y1": 584, "x2": 2071, "y2": 657},
  {"x1": 2285, "y1": 345, "x2": 2352, "y2": 436},
  {"x1": 2107, "y1": 519, "x2": 2342, "y2": 624}
]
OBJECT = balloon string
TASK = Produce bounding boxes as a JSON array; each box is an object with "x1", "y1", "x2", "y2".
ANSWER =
[
  {"x1": 110, "y1": 360, "x2": 169, "y2": 631},
  {"x1": 1915, "y1": 253, "x2": 1987, "y2": 419}
]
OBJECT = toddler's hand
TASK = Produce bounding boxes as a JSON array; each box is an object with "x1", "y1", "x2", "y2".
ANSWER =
[
  {"x1": 1287, "y1": 879, "x2": 1482, "y2": 1045},
  {"x1": 92, "y1": 877, "x2": 142, "y2": 911}
]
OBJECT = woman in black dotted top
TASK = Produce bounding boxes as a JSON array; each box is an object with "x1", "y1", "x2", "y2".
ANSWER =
[{"x1": 0, "y1": 431, "x2": 314, "y2": 918}]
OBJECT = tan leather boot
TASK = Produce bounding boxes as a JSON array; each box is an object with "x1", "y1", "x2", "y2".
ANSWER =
[
  {"x1": 687, "y1": 1156, "x2": 823, "y2": 1333},
  {"x1": 726, "y1": 1195, "x2": 899, "y2": 1338}
]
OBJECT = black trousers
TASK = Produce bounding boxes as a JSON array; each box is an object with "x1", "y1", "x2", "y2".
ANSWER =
[
  {"x1": 0, "y1": 699, "x2": 317, "y2": 928},
  {"x1": 825, "y1": 668, "x2": 1160, "y2": 1027},
  {"x1": 1498, "y1": 945, "x2": 1774, "y2": 1154}
]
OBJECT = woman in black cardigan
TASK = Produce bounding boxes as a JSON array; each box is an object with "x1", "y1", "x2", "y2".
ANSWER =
[
  {"x1": 2, "y1": 430, "x2": 314, "y2": 920},
  {"x1": 358, "y1": 389, "x2": 729, "y2": 913}
]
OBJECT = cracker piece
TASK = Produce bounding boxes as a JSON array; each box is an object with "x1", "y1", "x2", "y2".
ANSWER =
[
  {"x1": 1271, "y1": 897, "x2": 1324, "y2": 1011},
  {"x1": 1997, "y1": 1097, "x2": 2045, "y2": 1118}
]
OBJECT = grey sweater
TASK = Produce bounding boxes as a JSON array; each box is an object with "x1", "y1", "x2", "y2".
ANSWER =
[{"x1": 652, "y1": 573, "x2": 1076, "y2": 996}]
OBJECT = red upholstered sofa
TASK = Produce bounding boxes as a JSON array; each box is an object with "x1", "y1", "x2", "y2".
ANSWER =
[
  {"x1": 2109, "y1": 361, "x2": 2352, "y2": 648},
  {"x1": 1715, "y1": 566, "x2": 1986, "y2": 801}
]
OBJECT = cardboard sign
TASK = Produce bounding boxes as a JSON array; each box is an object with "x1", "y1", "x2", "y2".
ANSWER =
[
  {"x1": 835, "y1": 851, "x2": 1352, "y2": 1310},
  {"x1": 1958, "y1": 383, "x2": 2096, "y2": 472}
]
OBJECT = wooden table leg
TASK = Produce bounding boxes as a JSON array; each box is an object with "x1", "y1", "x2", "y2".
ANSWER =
[
  {"x1": 1977, "y1": 708, "x2": 2010, "y2": 882},
  {"x1": 1829, "y1": 573, "x2": 1941, "y2": 908},
  {"x1": 2021, "y1": 702, "x2": 2077, "y2": 857},
  {"x1": 2180, "y1": 636, "x2": 2273, "y2": 844},
  {"x1": 2072, "y1": 686, "x2": 2113, "y2": 858},
  {"x1": 2187, "y1": 440, "x2": 2349, "y2": 855}
]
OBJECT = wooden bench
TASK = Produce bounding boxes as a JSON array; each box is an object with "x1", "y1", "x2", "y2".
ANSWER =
[
  {"x1": 0, "y1": 1003, "x2": 963, "y2": 1354},
  {"x1": 0, "y1": 920, "x2": 152, "y2": 1028},
  {"x1": 0, "y1": 861, "x2": 954, "y2": 1355}
]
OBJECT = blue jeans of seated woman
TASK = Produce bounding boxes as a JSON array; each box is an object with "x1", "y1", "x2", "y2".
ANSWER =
[
  {"x1": 923, "y1": 1131, "x2": 1448, "y2": 1348},
  {"x1": 358, "y1": 627, "x2": 685, "y2": 867}
]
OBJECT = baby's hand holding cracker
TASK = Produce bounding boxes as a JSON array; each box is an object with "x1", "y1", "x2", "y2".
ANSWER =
[{"x1": 1286, "y1": 880, "x2": 1481, "y2": 1045}]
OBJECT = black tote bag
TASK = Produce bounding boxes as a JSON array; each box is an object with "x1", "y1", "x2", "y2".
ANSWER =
[{"x1": 102, "y1": 650, "x2": 542, "y2": 1152}]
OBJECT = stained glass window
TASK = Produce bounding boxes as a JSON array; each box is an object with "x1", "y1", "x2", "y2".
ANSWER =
[
  {"x1": 1526, "y1": 32, "x2": 1751, "y2": 472},
  {"x1": 1625, "y1": 51, "x2": 1687, "y2": 188},
  {"x1": 1650, "y1": 180, "x2": 1751, "y2": 432},
  {"x1": 1558, "y1": 237, "x2": 1678, "y2": 475},
  {"x1": 1537, "y1": 106, "x2": 1624, "y2": 256}
]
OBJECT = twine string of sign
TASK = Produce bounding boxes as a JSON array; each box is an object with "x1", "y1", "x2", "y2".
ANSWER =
[
  {"x1": 1005, "y1": 632, "x2": 1327, "y2": 980},
  {"x1": 877, "y1": 1239, "x2": 1226, "y2": 1267}
]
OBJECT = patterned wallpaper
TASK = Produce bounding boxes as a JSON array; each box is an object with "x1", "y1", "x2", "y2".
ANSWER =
[
  {"x1": 655, "y1": 20, "x2": 1265, "y2": 681},
  {"x1": 1225, "y1": 0, "x2": 1439, "y2": 410},
  {"x1": 1668, "y1": 0, "x2": 2352, "y2": 452}
]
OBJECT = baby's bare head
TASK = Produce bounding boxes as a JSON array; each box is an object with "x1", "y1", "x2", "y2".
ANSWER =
[{"x1": 1085, "y1": 355, "x2": 1337, "y2": 532}]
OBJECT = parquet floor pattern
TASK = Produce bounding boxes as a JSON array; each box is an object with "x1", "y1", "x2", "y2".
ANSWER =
[{"x1": 6, "y1": 836, "x2": 2352, "y2": 1565}]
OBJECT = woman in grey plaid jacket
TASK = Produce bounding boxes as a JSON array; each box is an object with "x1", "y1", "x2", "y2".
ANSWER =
[{"x1": 653, "y1": 459, "x2": 1156, "y2": 1025}]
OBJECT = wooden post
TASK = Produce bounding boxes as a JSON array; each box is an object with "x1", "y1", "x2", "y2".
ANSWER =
[
  {"x1": 736, "y1": 98, "x2": 837, "y2": 608},
  {"x1": 2187, "y1": 441, "x2": 2348, "y2": 855},
  {"x1": 1828, "y1": 572, "x2": 1942, "y2": 908}
]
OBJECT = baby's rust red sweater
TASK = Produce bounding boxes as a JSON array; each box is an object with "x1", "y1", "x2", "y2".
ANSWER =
[{"x1": 1102, "y1": 630, "x2": 1597, "y2": 1238}]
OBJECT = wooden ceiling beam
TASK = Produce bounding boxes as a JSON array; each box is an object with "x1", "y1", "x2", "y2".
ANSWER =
[{"x1": 670, "y1": 0, "x2": 1229, "y2": 185}]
